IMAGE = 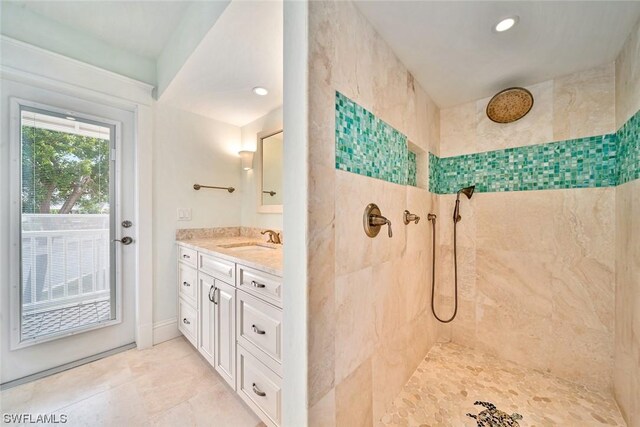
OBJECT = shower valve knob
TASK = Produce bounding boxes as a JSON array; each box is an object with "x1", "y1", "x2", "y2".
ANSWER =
[
  {"x1": 403, "y1": 210, "x2": 420, "y2": 225},
  {"x1": 363, "y1": 203, "x2": 392, "y2": 238}
]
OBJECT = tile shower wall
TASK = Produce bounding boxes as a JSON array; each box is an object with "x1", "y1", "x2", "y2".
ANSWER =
[
  {"x1": 430, "y1": 108, "x2": 638, "y2": 194},
  {"x1": 430, "y1": 134, "x2": 618, "y2": 194},
  {"x1": 335, "y1": 91, "x2": 418, "y2": 187},
  {"x1": 614, "y1": 16, "x2": 640, "y2": 427},
  {"x1": 307, "y1": 1, "x2": 440, "y2": 425},
  {"x1": 437, "y1": 62, "x2": 618, "y2": 392}
]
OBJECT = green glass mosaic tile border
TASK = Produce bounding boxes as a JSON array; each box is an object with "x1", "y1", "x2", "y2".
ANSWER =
[
  {"x1": 430, "y1": 108, "x2": 639, "y2": 194},
  {"x1": 430, "y1": 135, "x2": 618, "y2": 194},
  {"x1": 335, "y1": 92, "x2": 417, "y2": 186},
  {"x1": 335, "y1": 88, "x2": 638, "y2": 193},
  {"x1": 617, "y1": 108, "x2": 640, "y2": 185},
  {"x1": 408, "y1": 151, "x2": 417, "y2": 187}
]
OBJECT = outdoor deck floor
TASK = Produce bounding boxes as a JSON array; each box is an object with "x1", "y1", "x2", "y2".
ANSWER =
[{"x1": 22, "y1": 299, "x2": 111, "y2": 339}]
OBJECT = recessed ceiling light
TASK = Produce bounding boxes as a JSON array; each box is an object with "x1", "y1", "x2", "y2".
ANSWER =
[
  {"x1": 494, "y1": 16, "x2": 518, "y2": 32},
  {"x1": 65, "y1": 116, "x2": 76, "y2": 121},
  {"x1": 252, "y1": 87, "x2": 268, "y2": 96}
]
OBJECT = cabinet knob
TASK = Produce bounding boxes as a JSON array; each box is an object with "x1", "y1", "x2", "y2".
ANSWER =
[
  {"x1": 183, "y1": 318, "x2": 190, "y2": 325},
  {"x1": 183, "y1": 281, "x2": 190, "y2": 287},
  {"x1": 252, "y1": 383, "x2": 266, "y2": 397},
  {"x1": 182, "y1": 254, "x2": 190, "y2": 259}
]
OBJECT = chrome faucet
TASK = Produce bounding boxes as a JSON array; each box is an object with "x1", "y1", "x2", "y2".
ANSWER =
[{"x1": 261, "y1": 229, "x2": 282, "y2": 244}]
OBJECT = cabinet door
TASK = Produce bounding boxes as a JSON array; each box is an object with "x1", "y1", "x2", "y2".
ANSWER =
[
  {"x1": 214, "y1": 280, "x2": 236, "y2": 389},
  {"x1": 198, "y1": 272, "x2": 216, "y2": 366}
]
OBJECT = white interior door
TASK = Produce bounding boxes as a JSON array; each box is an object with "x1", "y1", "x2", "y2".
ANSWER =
[{"x1": 1, "y1": 80, "x2": 137, "y2": 384}]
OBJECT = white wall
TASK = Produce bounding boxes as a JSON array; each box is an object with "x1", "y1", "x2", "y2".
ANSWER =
[
  {"x1": 240, "y1": 106, "x2": 283, "y2": 230},
  {"x1": 0, "y1": 3, "x2": 155, "y2": 85},
  {"x1": 152, "y1": 102, "x2": 242, "y2": 336}
]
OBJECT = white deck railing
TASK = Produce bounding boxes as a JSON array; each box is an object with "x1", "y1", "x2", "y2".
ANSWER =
[{"x1": 21, "y1": 214, "x2": 110, "y2": 313}]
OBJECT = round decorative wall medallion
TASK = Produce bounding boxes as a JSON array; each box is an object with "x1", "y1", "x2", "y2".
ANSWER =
[{"x1": 486, "y1": 87, "x2": 534, "y2": 123}]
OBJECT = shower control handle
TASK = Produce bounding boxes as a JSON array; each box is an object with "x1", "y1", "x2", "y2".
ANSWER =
[
  {"x1": 363, "y1": 203, "x2": 392, "y2": 238},
  {"x1": 403, "y1": 210, "x2": 420, "y2": 225}
]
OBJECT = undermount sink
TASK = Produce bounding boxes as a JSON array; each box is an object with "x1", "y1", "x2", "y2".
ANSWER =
[{"x1": 218, "y1": 242, "x2": 276, "y2": 252}]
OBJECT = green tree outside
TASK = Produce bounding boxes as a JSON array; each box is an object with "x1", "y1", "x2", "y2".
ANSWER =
[{"x1": 21, "y1": 126, "x2": 110, "y2": 214}]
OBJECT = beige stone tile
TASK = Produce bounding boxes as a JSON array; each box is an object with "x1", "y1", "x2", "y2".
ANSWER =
[
  {"x1": 0, "y1": 338, "x2": 259, "y2": 426},
  {"x1": 133, "y1": 352, "x2": 215, "y2": 416},
  {"x1": 401, "y1": 250, "x2": 431, "y2": 323},
  {"x1": 615, "y1": 17, "x2": 640, "y2": 128},
  {"x1": 476, "y1": 248, "x2": 553, "y2": 317},
  {"x1": 437, "y1": 244, "x2": 476, "y2": 302},
  {"x1": 475, "y1": 299, "x2": 554, "y2": 373},
  {"x1": 475, "y1": 190, "x2": 563, "y2": 254},
  {"x1": 437, "y1": 194, "x2": 476, "y2": 250},
  {"x1": 309, "y1": 388, "x2": 336, "y2": 427},
  {"x1": 1, "y1": 348, "x2": 133, "y2": 415},
  {"x1": 335, "y1": 358, "x2": 373, "y2": 427},
  {"x1": 556, "y1": 188, "x2": 615, "y2": 265},
  {"x1": 150, "y1": 377, "x2": 260, "y2": 427},
  {"x1": 415, "y1": 85, "x2": 440, "y2": 155},
  {"x1": 335, "y1": 267, "x2": 376, "y2": 383},
  {"x1": 404, "y1": 186, "x2": 432, "y2": 255},
  {"x1": 370, "y1": 180, "x2": 407, "y2": 267},
  {"x1": 440, "y1": 101, "x2": 477, "y2": 157},
  {"x1": 307, "y1": 222, "x2": 337, "y2": 406},
  {"x1": 371, "y1": 259, "x2": 405, "y2": 343},
  {"x1": 553, "y1": 62, "x2": 615, "y2": 140},
  {"x1": 476, "y1": 80, "x2": 553, "y2": 151},
  {"x1": 449, "y1": 298, "x2": 477, "y2": 348},
  {"x1": 550, "y1": 321, "x2": 613, "y2": 391},
  {"x1": 53, "y1": 381, "x2": 149, "y2": 427},
  {"x1": 335, "y1": 170, "x2": 376, "y2": 275},
  {"x1": 371, "y1": 329, "x2": 412, "y2": 425},
  {"x1": 551, "y1": 255, "x2": 614, "y2": 333}
]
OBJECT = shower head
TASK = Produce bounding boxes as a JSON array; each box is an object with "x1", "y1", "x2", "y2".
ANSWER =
[{"x1": 458, "y1": 185, "x2": 475, "y2": 199}]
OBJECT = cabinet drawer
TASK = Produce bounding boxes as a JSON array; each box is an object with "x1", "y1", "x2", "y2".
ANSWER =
[
  {"x1": 178, "y1": 263, "x2": 198, "y2": 304},
  {"x1": 200, "y1": 253, "x2": 235, "y2": 284},
  {"x1": 237, "y1": 346, "x2": 281, "y2": 427},
  {"x1": 178, "y1": 245, "x2": 197, "y2": 268},
  {"x1": 237, "y1": 265, "x2": 282, "y2": 308},
  {"x1": 178, "y1": 298, "x2": 197, "y2": 347},
  {"x1": 237, "y1": 291, "x2": 282, "y2": 373}
]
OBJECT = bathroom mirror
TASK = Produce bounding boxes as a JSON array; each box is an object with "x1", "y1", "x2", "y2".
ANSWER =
[{"x1": 258, "y1": 130, "x2": 283, "y2": 212}]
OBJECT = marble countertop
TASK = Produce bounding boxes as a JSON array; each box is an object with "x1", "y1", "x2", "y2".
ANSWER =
[{"x1": 176, "y1": 236, "x2": 283, "y2": 277}]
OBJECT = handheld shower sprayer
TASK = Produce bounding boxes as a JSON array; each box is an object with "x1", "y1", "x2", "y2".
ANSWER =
[
  {"x1": 453, "y1": 185, "x2": 475, "y2": 222},
  {"x1": 430, "y1": 185, "x2": 475, "y2": 323}
]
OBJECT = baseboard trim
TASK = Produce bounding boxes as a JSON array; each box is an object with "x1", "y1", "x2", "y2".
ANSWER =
[{"x1": 153, "y1": 318, "x2": 180, "y2": 345}]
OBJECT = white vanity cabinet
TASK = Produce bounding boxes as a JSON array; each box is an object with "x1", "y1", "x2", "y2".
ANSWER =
[
  {"x1": 214, "y1": 280, "x2": 236, "y2": 388},
  {"x1": 177, "y1": 242, "x2": 283, "y2": 427}
]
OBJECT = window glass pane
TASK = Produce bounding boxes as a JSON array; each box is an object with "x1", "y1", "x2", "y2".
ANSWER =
[{"x1": 20, "y1": 108, "x2": 114, "y2": 341}]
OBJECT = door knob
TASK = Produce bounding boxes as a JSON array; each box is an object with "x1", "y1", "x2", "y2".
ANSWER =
[{"x1": 114, "y1": 236, "x2": 133, "y2": 245}]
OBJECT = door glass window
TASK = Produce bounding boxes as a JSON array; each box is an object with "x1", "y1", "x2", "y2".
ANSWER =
[{"x1": 20, "y1": 107, "x2": 115, "y2": 342}]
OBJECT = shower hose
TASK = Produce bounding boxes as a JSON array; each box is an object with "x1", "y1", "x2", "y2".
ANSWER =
[{"x1": 429, "y1": 214, "x2": 459, "y2": 323}]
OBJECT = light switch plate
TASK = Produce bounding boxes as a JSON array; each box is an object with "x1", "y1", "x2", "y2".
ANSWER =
[{"x1": 177, "y1": 208, "x2": 192, "y2": 221}]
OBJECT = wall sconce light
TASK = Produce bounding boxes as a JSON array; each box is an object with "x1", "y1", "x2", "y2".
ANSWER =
[{"x1": 239, "y1": 150, "x2": 254, "y2": 171}]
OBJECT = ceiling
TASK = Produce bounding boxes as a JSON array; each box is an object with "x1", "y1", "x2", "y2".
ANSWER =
[
  {"x1": 355, "y1": 1, "x2": 640, "y2": 108},
  {"x1": 159, "y1": 0, "x2": 283, "y2": 127},
  {"x1": 13, "y1": 1, "x2": 191, "y2": 59}
]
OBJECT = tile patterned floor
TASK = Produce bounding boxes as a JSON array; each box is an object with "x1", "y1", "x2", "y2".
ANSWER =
[
  {"x1": 22, "y1": 300, "x2": 112, "y2": 339},
  {"x1": 1, "y1": 337, "x2": 264, "y2": 427},
  {"x1": 381, "y1": 343, "x2": 625, "y2": 427}
]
